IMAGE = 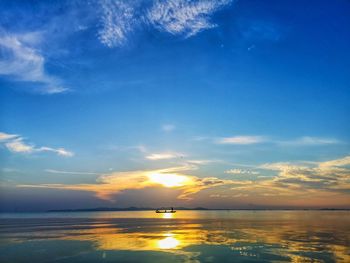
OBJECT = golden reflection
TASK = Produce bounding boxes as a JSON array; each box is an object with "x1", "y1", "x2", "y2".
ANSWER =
[
  {"x1": 157, "y1": 234, "x2": 180, "y2": 249},
  {"x1": 162, "y1": 212, "x2": 174, "y2": 219},
  {"x1": 59, "y1": 224, "x2": 200, "y2": 251},
  {"x1": 37, "y1": 212, "x2": 350, "y2": 262}
]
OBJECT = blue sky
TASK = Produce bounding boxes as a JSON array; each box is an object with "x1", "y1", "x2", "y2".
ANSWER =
[{"x1": 0, "y1": 0, "x2": 349, "y2": 211}]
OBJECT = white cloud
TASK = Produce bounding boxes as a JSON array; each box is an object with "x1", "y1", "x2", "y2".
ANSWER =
[
  {"x1": 98, "y1": 0, "x2": 233, "y2": 47},
  {"x1": 146, "y1": 152, "x2": 185, "y2": 160},
  {"x1": 225, "y1": 169, "x2": 259, "y2": 175},
  {"x1": 259, "y1": 162, "x2": 302, "y2": 171},
  {"x1": 5, "y1": 138, "x2": 34, "y2": 153},
  {"x1": 162, "y1": 124, "x2": 175, "y2": 132},
  {"x1": 38, "y1": 147, "x2": 74, "y2": 157},
  {"x1": 0, "y1": 131, "x2": 73, "y2": 157},
  {"x1": 0, "y1": 32, "x2": 66, "y2": 94},
  {"x1": 0, "y1": 132, "x2": 18, "y2": 141},
  {"x1": 98, "y1": 0, "x2": 139, "y2": 48},
  {"x1": 147, "y1": 0, "x2": 232, "y2": 37},
  {"x1": 216, "y1": 136, "x2": 266, "y2": 145}
]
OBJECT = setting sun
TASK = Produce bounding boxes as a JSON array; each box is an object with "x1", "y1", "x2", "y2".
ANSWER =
[
  {"x1": 148, "y1": 173, "x2": 190, "y2": 188},
  {"x1": 1, "y1": 0, "x2": 349, "y2": 262}
]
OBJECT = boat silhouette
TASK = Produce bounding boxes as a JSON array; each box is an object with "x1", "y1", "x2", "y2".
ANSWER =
[{"x1": 155, "y1": 207, "x2": 176, "y2": 213}]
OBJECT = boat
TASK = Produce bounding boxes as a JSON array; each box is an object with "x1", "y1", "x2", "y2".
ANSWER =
[{"x1": 155, "y1": 207, "x2": 176, "y2": 213}]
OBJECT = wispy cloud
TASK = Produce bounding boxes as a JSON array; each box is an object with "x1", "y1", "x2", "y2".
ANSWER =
[
  {"x1": 38, "y1": 147, "x2": 74, "y2": 157},
  {"x1": 186, "y1": 159, "x2": 218, "y2": 165},
  {"x1": 192, "y1": 136, "x2": 210, "y2": 141},
  {"x1": 111, "y1": 145, "x2": 187, "y2": 162},
  {"x1": 146, "y1": 152, "x2": 185, "y2": 160},
  {"x1": 0, "y1": 32, "x2": 66, "y2": 94},
  {"x1": 45, "y1": 169, "x2": 99, "y2": 175},
  {"x1": 277, "y1": 136, "x2": 340, "y2": 146},
  {"x1": 216, "y1": 135, "x2": 266, "y2": 145},
  {"x1": 162, "y1": 124, "x2": 176, "y2": 132},
  {"x1": 0, "y1": 132, "x2": 18, "y2": 141},
  {"x1": 0, "y1": 132, "x2": 73, "y2": 157},
  {"x1": 206, "y1": 134, "x2": 340, "y2": 146},
  {"x1": 233, "y1": 156, "x2": 350, "y2": 200},
  {"x1": 147, "y1": 0, "x2": 233, "y2": 37},
  {"x1": 132, "y1": 145, "x2": 148, "y2": 153},
  {"x1": 98, "y1": 0, "x2": 233, "y2": 47},
  {"x1": 225, "y1": 169, "x2": 259, "y2": 175},
  {"x1": 98, "y1": 0, "x2": 140, "y2": 48},
  {"x1": 1, "y1": 167, "x2": 19, "y2": 173},
  {"x1": 241, "y1": 20, "x2": 282, "y2": 42}
]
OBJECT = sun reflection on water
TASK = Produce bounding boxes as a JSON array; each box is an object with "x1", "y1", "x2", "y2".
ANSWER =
[
  {"x1": 157, "y1": 234, "x2": 180, "y2": 249},
  {"x1": 162, "y1": 212, "x2": 174, "y2": 219},
  {"x1": 3, "y1": 211, "x2": 349, "y2": 262}
]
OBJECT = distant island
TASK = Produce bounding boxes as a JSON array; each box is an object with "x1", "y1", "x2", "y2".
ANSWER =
[
  {"x1": 47, "y1": 207, "x2": 209, "y2": 212},
  {"x1": 46, "y1": 207, "x2": 349, "y2": 212}
]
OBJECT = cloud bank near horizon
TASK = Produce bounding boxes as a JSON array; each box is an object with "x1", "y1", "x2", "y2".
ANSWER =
[{"x1": 17, "y1": 155, "x2": 350, "y2": 207}]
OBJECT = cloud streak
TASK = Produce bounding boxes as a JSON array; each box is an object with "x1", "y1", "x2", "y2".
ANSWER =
[
  {"x1": 145, "y1": 152, "x2": 185, "y2": 160},
  {"x1": 0, "y1": 132, "x2": 73, "y2": 157},
  {"x1": 0, "y1": 132, "x2": 18, "y2": 141},
  {"x1": 216, "y1": 136, "x2": 266, "y2": 145},
  {"x1": 0, "y1": 32, "x2": 66, "y2": 94},
  {"x1": 45, "y1": 169, "x2": 99, "y2": 175},
  {"x1": 213, "y1": 135, "x2": 340, "y2": 146},
  {"x1": 277, "y1": 136, "x2": 340, "y2": 146}
]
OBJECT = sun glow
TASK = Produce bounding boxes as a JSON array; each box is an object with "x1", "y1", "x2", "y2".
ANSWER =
[
  {"x1": 148, "y1": 173, "x2": 189, "y2": 187},
  {"x1": 162, "y1": 212, "x2": 174, "y2": 219},
  {"x1": 157, "y1": 234, "x2": 180, "y2": 249}
]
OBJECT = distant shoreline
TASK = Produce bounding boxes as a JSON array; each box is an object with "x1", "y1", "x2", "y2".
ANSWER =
[
  {"x1": 0, "y1": 208, "x2": 349, "y2": 213},
  {"x1": 45, "y1": 207, "x2": 350, "y2": 213}
]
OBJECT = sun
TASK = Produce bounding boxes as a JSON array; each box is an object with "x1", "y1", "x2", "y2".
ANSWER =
[{"x1": 148, "y1": 173, "x2": 189, "y2": 187}]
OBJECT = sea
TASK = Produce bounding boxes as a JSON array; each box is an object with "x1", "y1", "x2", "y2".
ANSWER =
[{"x1": 0, "y1": 210, "x2": 349, "y2": 262}]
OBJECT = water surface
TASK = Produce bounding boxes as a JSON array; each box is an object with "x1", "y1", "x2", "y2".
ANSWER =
[{"x1": 0, "y1": 211, "x2": 349, "y2": 262}]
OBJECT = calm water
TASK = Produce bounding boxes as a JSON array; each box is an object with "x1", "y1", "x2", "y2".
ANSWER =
[{"x1": 0, "y1": 211, "x2": 349, "y2": 262}]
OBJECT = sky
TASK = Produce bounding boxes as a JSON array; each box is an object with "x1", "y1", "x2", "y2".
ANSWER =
[{"x1": 0, "y1": 0, "x2": 349, "y2": 211}]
